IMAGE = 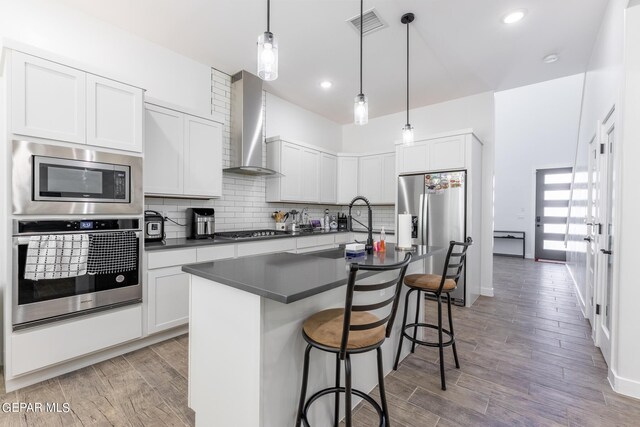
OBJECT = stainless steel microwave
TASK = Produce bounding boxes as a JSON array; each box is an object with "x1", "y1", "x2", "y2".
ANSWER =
[{"x1": 12, "y1": 140, "x2": 143, "y2": 215}]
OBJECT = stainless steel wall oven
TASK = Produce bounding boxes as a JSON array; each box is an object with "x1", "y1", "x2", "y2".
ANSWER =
[{"x1": 12, "y1": 218, "x2": 142, "y2": 329}]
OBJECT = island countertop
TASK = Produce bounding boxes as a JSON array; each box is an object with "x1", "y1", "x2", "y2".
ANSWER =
[{"x1": 182, "y1": 244, "x2": 444, "y2": 304}]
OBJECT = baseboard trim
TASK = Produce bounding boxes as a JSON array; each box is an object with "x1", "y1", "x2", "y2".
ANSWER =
[
  {"x1": 609, "y1": 368, "x2": 640, "y2": 399},
  {"x1": 565, "y1": 263, "x2": 588, "y2": 318},
  {"x1": 4, "y1": 325, "x2": 188, "y2": 392},
  {"x1": 481, "y1": 286, "x2": 494, "y2": 297}
]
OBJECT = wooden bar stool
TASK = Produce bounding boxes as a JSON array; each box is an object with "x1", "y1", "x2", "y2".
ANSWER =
[
  {"x1": 393, "y1": 238, "x2": 472, "y2": 390},
  {"x1": 295, "y1": 253, "x2": 412, "y2": 427}
]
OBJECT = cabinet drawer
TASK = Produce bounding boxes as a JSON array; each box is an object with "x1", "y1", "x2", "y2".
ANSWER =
[
  {"x1": 237, "y1": 239, "x2": 296, "y2": 257},
  {"x1": 147, "y1": 248, "x2": 197, "y2": 269},
  {"x1": 197, "y1": 245, "x2": 235, "y2": 262},
  {"x1": 296, "y1": 234, "x2": 335, "y2": 249},
  {"x1": 11, "y1": 305, "x2": 142, "y2": 376}
]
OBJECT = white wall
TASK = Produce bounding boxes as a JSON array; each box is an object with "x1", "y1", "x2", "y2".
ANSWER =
[
  {"x1": 341, "y1": 92, "x2": 495, "y2": 153},
  {"x1": 494, "y1": 74, "x2": 585, "y2": 259},
  {"x1": 0, "y1": 0, "x2": 212, "y2": 114},
  {"x1": 265, "y1": 92, "x2": 342, "y2": 152}
]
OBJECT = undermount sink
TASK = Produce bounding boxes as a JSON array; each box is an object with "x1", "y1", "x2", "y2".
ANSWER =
[{"x1": 309, "y1": 247, "x2": 348, "y2": 259}]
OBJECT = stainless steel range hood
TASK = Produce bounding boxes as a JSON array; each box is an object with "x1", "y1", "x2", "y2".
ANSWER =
[{"x1": 224, "y1": 70, "x2": 277, "y2": 176}]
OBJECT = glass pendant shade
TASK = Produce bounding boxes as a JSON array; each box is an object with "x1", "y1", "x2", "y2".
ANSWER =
[
  {"x1": 257, "y1": 31, "x2": 278, "y2": 81},
  {"x1": 402, "y1": 124, "x2": 414, "y2": 146},
  {"x1": 354, "y1": 94, "x2": 368, "y2": 125}
]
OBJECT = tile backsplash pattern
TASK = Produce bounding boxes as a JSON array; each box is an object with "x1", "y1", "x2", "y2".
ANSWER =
[{"x1": 144, "y1": 69, "x2": 395, "y2": 239}]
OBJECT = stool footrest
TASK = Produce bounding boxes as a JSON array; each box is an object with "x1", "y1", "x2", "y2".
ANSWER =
[
  {"x1": 300, "y1": 386, "x2": 385, "y2": 427},
  {"x1": 402, "y1": 322, "x2": 455, "y2": 347}
]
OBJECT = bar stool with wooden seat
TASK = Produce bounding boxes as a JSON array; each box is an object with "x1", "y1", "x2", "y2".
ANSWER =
[
  {"x1": 295, "y1": 253, "x2": 412, "y2": 427},
  {"x1": 393, "y1": 238, "x2": 472, "y2": 390}
]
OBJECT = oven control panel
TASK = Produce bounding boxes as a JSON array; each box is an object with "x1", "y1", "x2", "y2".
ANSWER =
[{"x1": 16, "y1": 219, "x2": 140, "y2": 234}]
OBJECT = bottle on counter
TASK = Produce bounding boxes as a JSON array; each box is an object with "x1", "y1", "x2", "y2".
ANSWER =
[
  {"x1": 324, "y1": 209, "x2": 330, "y2": 231},
  {"x1": 380, "y1": 227, "x2": 386, "y2": 252}
]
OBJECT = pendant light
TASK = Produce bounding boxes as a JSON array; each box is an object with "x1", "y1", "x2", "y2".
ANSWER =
[
  {"x1": 354, "y1": 0, "x2": 368, "y2": 125},
  {"x1": 401, "y1": 13, "x2": 415, "y2": 145},
  {"x1": 257, "y1": 0, "x2": 278, "y2": 81}
]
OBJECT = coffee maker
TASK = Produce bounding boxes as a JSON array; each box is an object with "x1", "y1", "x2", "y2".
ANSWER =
[{"x1": 187, "y1": 208, "x2": 215, "y2": 239}]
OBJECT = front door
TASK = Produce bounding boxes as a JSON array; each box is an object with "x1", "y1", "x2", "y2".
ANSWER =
[{"x1": 535, "y1": 167, "x2": 573, "y2": 261}]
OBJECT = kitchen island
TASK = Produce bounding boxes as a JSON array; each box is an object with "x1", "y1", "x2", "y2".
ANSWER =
[{"x1": 183, "y1": 244, "x2": 443, "y2": 427}]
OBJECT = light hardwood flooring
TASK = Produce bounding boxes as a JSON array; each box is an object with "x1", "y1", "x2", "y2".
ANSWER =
[{"x1": 2, "y1": 256, "x2": 640, "y2": 426}]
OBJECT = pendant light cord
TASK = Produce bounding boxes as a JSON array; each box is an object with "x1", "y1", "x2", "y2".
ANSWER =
[
  {"x1": 267, "y1": 0, "x2": 271, "y2": 33},
  {"x1": 359, "y1": 0, "x2": 363, "y2": 95},
  {"x1": 406, "y1": 19, "x2": 410, "y2": 125}
]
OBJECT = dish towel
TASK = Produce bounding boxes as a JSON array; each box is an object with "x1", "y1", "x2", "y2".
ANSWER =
[{"x1": 24, "y1": 234, "x2": 89, "y2": 281}]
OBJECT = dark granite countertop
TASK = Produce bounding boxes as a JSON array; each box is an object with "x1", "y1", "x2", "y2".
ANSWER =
[
  {"x1": 145, "y1": 228, "x2": 395, "y2": 252},
  {"x1": 182, "y1": 244, "x2": 444, "y2": 304}
]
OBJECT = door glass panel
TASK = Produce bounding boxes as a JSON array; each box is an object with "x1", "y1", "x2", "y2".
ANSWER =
[
  {"x1": 544, "y1": 207, "x2": 569, "y2": 217},
  {"x1": 543, "y1": 240, "x2": 567, "y2": 251},
  {"x1": 605, "y1": 129, "x2": 615, "y2": 331},
  {"x1": 544, "y1": 190, "x2": 571, "y2": 201},
  {"x1": 545, "y1": 173, "x2": 573, "y2": 184},
  {"x1": 543, "y1": 224, "x2": 566, "y2": 234}
]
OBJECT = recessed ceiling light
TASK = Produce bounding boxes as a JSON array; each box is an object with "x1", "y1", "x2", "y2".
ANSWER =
[
  {"x1": 502, "y1": 9, "x2": 526, "y2": 24},
  {"x1": 320, "y1": 80, "x2": 333, "y2": 89},
  {"x1": 543, "y1": 54, "x2": 559, "y2": 63}
]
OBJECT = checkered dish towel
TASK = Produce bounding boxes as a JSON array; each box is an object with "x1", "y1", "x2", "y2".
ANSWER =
[{"x1": 24, "y1": 234, "x2": 89, "y2": 281}]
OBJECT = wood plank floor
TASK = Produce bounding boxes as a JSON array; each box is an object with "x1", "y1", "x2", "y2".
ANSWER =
[{"x1": 2, "y1": 256, "x2": 640, "y2": 426}]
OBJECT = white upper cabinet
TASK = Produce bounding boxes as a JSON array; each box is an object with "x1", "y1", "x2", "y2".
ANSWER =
[
  {"x1": 320, "y1": 153, "x2": 337, "y2": 204},
  {"x1": 382, "y1": 153, "x2": 396, "y2": 203},
  {"x1": 11, "y1": 51, "x2": 86, "y2": 144},
  {"x1": 358, "y1": 155, "x2": 383, "y2": 204},
  {"x1": 86, "y1": 74, "x2": 143, "y2": 152},
  {"x1": 357, "y1": 152, "x2": 395, "y2": 205},
  {"x1": 397, "y1": 143, "x2": 429, "y2": 174},
  {"x1": 337, "y1": 156, "x2": 359, "y2": 204},
  {"x1": 144, "y1": 104, "x2": 184, "y2": 195},
  {"x1": 279, "y1": 142, "x2": 303, "y2": 201},
  {"x1": 301, "y1": 148, "x2": 320, "y2": 202},
  {"x1": 9, "y1": 50, "x2": 143, "y2": 152},
  {"x1": 396, "y1": 132, "x2": 472, "y2": 175},
  {"x1": 144, "y1": 102, "x2": 223, "y2": 198},
  {"x1": 184, "y1": 115, "x2": 223, "y2": 198},
  {"x1": 266, "y1": 138, "x2": 394, "y2": 205}
]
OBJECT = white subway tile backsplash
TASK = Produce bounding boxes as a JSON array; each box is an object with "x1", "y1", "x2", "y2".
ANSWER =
[{"x1": 144, "y1": 68, "x2": 395, "y2": 237}]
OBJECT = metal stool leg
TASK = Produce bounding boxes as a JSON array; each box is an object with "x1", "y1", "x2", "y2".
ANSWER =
[
  {"x1": 344, "y1": 354, "x2": 352, "y2": 427},
  {"x1": 376, "y1": 347, "x2": 391, "y2": 427},
  {"x1": 334, "y1": 353, "x2": 341, "y2": 427},
  {"x1": 437, "y1": 295, "x2": 446, "y2": 390},
  {"x1": 393, "y1": 288, "x2": 414, "y2": 370},
  {"x1": 447, "y1": 293, "x2": 460, "y2": 369},
  {"x1": 295, "y1": 345, "x2": 312, "y2": 427},
  {"x1": 410, "y1": 289, "x2": 421, "y2": 353}
]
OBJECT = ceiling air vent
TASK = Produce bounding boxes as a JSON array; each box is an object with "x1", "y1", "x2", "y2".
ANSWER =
[{"x1": 347, "y1": 8, "x2": 387, "y2": 36}]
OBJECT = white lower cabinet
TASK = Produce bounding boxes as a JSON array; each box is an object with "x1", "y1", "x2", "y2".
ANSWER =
[
  {"x1": 147, "y1": 266, "x2": 191, "y2": 335},
  {"x1": 11, "y1": 305, "x2": 142, "y2": 376}
]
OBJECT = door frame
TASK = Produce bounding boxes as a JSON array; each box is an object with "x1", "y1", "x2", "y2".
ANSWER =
[{"x1": 584, "y1": 133, "x2": 599, "y2": 330}]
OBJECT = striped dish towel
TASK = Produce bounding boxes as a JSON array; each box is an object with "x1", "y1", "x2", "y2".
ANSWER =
[{"x1": 24, "y1": 234, "x2": 89, "y2": 281}]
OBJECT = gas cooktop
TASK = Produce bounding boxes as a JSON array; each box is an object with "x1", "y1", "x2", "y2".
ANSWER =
[{"x1": 215, "y1": 229, "x2": 290, "y2": 240}]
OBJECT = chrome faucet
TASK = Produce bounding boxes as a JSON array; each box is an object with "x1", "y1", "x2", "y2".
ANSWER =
[{"x1": 348, "y1": 196, "x2": 373, "y2": 254}]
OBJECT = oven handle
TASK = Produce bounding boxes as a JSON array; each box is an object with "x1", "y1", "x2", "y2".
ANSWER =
[{"x1": 13, "y1": 231, "x2": 141, "y2": 246}]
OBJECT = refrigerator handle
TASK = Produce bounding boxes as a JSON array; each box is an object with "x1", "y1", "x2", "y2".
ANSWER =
[
  {"x1": 423, "y1": 193, "x2": 428, "y2": 246},
  {"x1": 418, "y1": 193, "x2": 424, "y2": 246}
]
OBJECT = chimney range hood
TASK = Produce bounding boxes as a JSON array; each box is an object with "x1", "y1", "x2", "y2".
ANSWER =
[{"x1": 224, "y1": 70, "x2": 278, "y2": 176}]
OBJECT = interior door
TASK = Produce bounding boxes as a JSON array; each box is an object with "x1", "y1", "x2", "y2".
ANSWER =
[
  {"x1": 585, "y1": 135, "x2": 600, "y2": 332},
  {"x1": 535, "y1": 167, "x2": 573, "y2": 261},
  {"x1": 596, "y1": 115, "x2": 616, "y2": 365}
]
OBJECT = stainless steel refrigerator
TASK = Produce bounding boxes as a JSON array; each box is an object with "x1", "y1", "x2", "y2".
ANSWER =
[{"x1": 397, "y1": 170, "x2": 467, "y2": 305}]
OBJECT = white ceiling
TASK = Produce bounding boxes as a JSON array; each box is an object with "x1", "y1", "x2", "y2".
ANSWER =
[{"x1": 56, "y1": 0, "x2": 607, "y2": 124}]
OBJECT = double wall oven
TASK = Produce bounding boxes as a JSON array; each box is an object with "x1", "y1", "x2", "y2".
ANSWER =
[{"x1": 11, "y1": 140, "x2": 144, "y2": 329}]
